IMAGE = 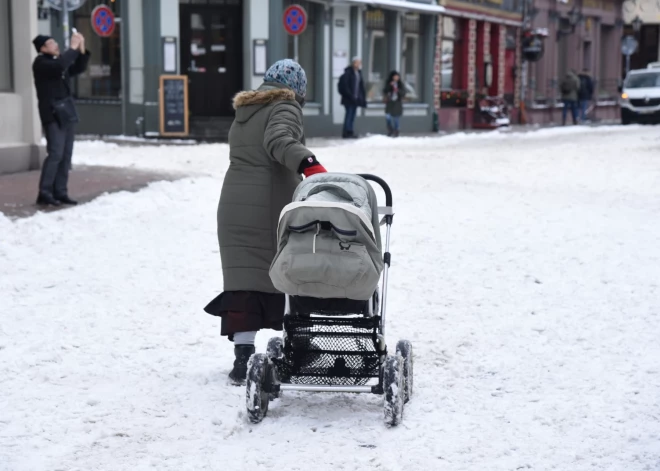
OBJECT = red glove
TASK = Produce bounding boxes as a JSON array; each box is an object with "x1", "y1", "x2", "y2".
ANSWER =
[
  {"x1": 298, "y1": 156, "x2": 327, "y2": 178},
  {"x1": 303, "y1": 164, "x2": 327, "y2": 178}
]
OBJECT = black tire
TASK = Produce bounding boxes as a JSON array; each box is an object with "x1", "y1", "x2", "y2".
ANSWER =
[
  {"x1": 396, "y1": 340, "x2": 413, "y2": 403},
  {"x1": 246, "y1": 353, "x2": 271, "y2": 424},
  {"x1": 621, "y1": 111, "x2": 632, "y2": 125},
  {"x1": 383, "y1": 355, "x2": 404, "y2": 427}
]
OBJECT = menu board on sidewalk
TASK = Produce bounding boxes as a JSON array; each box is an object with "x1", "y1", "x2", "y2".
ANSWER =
[{"x1": 159, "y1": 75, "x2": 189, "y2": 136}]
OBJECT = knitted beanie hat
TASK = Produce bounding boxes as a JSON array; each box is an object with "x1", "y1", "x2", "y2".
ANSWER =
[{"x1": 263, "y1": 59, "x2": 307, "y2": 98}]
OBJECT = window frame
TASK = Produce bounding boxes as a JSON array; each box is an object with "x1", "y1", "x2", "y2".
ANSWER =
[
  {"x1": 367, "y1": 29, "x2": 388, "y2": 102},
  {"x1": 401, "y1": 32, "x2": 420, "y2": 102},
  {"x1": 0, "y1": 0, "x2": 13, "y2": 92},
  {"x1": 72, "y1": 0, "x2": 122, "y2": 101},
  {"x1": 285, "y1": 0, "x2": 318, "y2": 102}
]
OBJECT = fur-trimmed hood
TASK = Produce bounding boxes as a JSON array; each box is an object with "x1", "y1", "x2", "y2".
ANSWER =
[
  {"x1": 233, "y1": 87, "x2": 296, "y2": 109},
  {"x1": 232, "y1": 83, "x2": 304, "y2": 124}
]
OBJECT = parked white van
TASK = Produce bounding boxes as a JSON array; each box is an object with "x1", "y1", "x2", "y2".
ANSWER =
[{"x1": 620, "y1": 62, "x2": 660, "y2": 125}]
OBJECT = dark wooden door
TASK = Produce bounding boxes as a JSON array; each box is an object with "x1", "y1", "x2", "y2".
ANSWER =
[{"x1": 180, "y1": 2, "x2": 243, "y2": 117}]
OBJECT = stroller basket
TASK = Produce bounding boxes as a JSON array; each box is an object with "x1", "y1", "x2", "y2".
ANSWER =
[{"x1": 274, "y1": 315, "x2": 382, "y2": 386}]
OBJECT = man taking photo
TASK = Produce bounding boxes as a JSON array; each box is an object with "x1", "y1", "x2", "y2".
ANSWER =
[{"x1": 32, "y1": 32, "x2": 90, "y2": 206}]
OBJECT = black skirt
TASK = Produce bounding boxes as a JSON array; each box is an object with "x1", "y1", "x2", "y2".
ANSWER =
[{"x1": 204, "y1": 291, "x2": 285, "y2": 341}]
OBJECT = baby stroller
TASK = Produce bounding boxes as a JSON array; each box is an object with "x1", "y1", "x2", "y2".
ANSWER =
[{"x1": 245, "y1": 173, "x2": 413, "y2": 426}]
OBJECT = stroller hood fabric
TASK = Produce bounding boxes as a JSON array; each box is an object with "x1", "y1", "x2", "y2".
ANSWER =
[{"x1": 269, "y1": 173, "x2": 384, "y2": 300}]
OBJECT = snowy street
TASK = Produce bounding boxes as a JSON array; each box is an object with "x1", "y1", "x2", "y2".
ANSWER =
[{"x1": 2, "y1": 126, "x2": 660, "y2": 470}]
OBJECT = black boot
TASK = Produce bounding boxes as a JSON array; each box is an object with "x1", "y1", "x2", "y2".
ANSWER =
[
  {"x1": 228, "y1": 345, "x2": 255, "y2": 385},
  {"x1": 387, "y1": 123, "x2": 393, "y2": 137},
  {"x1": 36, "y1": 193, "x2": 61, "y2": 206},
  {"x1": 55, "y1": 195, "x2": 78, "y2": 205}
]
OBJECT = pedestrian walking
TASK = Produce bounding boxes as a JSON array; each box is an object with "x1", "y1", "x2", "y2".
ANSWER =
[
  {"x1": 383, "y1": 71, "x2": 406, "y2": 137},
  {"x1": 203, "y1": 59, "x2": 328, "y2": 385},
  {"x1": 32, "y1": 33, "x2": 90, "y2": 206},
  {"x1": 337, "y1": 57, "x2": 367, "y2": 138},
  {"x1": 578, "y1": 69, "x2": 594, "y2": 123},
  {"x1": 559, "y1": 70, "x2": 580, "y2": 126}
]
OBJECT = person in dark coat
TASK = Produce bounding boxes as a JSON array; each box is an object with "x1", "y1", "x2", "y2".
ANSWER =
[
  {"x1": 383, "y1": 71, "x2": 406, "y2": 137},
  {"x1": 337, "y1": 57, "x2": 367, "y2": 138},
  {"x1": 203, "y1": 59, "x2": 328, "y2": 385},
  {"x1": 578, "y1": 69, "x2": 594, "y2": 123},
  {"x1": 32, "y1": 34, "x2": 90, "y2": 206}
]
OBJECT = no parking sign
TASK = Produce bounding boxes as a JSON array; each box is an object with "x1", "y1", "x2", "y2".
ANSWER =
[
  {"x1": 91, "y1": 5, "x2": 115, "y2": 37},
  {"x1": 283, "y1": 5, "x2": 307, "y2": 36}
]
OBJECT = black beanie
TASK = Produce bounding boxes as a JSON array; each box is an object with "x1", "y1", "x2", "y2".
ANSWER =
[{"x1": 32, "y1": 35, "x2": 53, "y2": 53}]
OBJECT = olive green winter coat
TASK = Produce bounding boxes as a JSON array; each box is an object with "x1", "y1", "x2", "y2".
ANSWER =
[
  {"x1": 217, "y1": 82, "x2": 312, "y2": 293},
  {"x1": 560, "y1": 71, "x2": 581, "y2": 102}
]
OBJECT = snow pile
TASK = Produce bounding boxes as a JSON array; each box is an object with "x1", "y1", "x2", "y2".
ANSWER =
[{"x1": 2, "y1": 126, "x2": 660, "y2": 470}]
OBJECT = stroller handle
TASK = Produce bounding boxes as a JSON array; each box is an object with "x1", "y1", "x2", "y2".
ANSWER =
[{"x1": 358, "y1": 174, "x2": 392, "y2": 208}]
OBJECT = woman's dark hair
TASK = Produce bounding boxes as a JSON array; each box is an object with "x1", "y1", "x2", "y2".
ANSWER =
[{"x1": 387, "y1": 70, "x2": 401, "y2": 83}]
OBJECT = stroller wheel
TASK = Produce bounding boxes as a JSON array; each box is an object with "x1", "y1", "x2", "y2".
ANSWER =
[
  {"x1": 396, "y1": 340, "x2": 414, "y2": 403},
  {"x1": 246, "y1": 353, "x2": 272, "y2": 424},
  {"x1": 267, "y1": 336, "x2": 284, "y2": 360},
  {"x1": 383, "y1": 355, "x2": 404, "y2": 427},
  {"x1": 266, "y1": 337, "x2": 285, "y2": 399}
]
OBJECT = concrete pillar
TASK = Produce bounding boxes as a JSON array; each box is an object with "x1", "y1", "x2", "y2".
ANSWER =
[
  {"x1": 161, "y1": 0, "x2": 180, "y2": 74},
  {"x1": 128, "y1": 0, "x2": 145, "y2": 105},
  {"x1": 246, "y1": 0, "x2": 270, "y2": 90},
  {"x1": 12, "y1": 0, "x2": 42, "y2": 167},
  {"x1": 332, "y1": 5, "x2": 351, "y2": 124}
]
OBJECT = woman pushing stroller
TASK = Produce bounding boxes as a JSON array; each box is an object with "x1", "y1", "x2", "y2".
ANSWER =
[{"x1": 204, "y1": 59, "x2": 328, "y2": 384}]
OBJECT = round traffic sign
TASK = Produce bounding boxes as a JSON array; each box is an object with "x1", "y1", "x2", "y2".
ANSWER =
[
  {"x1": 283, "y1": 5, "x2": 307, "y2": 36},
  {"x1": 91, "y1": 5, "x2": 115, "y2": 38},
  {"x1": 621, "y1": 35, "x2": 638, "y2": 56}
]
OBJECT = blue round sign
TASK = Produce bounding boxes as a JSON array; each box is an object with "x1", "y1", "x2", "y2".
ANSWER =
[
  {"x1": 283, "y1": 5, "x2": 307, "y2": 36},
  {"x1": 91, "y1": 5, "x2": 115, "y2": 37}
]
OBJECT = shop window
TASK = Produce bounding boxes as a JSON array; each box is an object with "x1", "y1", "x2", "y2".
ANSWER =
[
  {"x1": 73, "y1": 0, "x2": 122, "y2": 100},
  {"x1": 440, "y1": 16, "x2": 465, "y2": 107},
  {"x1": 286, "y1": 0, "x2": 317, "y2": 101},
  {"x1": 401, "y1": 14, "x2": 420, "y2": 102},
  {"x1": 366, "y1": 9, "x2": 388, "y2": 102},
  {"x1": 0, "y1": 0, "x2": 12, "y2": 92}
]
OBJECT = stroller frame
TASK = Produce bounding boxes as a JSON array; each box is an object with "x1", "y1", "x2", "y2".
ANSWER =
[{"x1": 245, "y1": 174, "x2": 413, "y2": 426}]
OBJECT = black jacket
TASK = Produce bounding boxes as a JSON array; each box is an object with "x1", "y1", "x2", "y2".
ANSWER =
[
  {"x1": 578, "y1": 73, "x2": 594, "y2": 101},
  {"x1": 338, "y1": 66, "x2": 367, "y2": 107},
  {"x1": 32, "y1": 49, "x2": 91, "y2": 125},
  {"x1": 383, "y1": 80, "x2": 406, "y2": 117}
]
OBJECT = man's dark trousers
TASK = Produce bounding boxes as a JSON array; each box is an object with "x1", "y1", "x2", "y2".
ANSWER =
[
  {"x1": 39, "y1": 121, "x2": 75, "y2": 199},
  {"x1": 343, "y1": 104, "x2": 358, "y2": 137}
]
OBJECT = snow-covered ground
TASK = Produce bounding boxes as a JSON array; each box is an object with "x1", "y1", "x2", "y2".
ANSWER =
[{"x1": 2, "y1": 125, "x2": 660, "y2": 471}]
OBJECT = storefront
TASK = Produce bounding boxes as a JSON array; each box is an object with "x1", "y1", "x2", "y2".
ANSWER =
[
  {"x1": 0, "y1": 0, "x2": 42, "y2": 175},
  {"x1": 38, "y1": 0, "x2": 447, "y2": 139},
  {"x1": 523, "y1": 0, "x2": 624, "y2": 124},
  {"x1": 434, "y1": 0, "x2": 523, "y2": 130}
]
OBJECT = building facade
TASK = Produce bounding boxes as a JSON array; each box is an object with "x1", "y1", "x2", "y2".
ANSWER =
[
  {"x1": 435, "y1": 0, "x2": 524, "y2": 129},
  {"x1": 523, "y1": 0, "x2": 624, "y2": 124},
  {"x1": 37, "y1": 0, "x2": 448, "y2": 139},
  {"x1": 622, "y1": 0, "x2": 660, "y2": 71},
  {"x1": 0, "y1": 0, "x2": 42, "y2": 175}
]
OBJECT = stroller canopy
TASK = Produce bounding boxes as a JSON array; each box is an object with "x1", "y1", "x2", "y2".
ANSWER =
[{"x1": 270, "y1": 173, "x2": 384, "y2": 300}]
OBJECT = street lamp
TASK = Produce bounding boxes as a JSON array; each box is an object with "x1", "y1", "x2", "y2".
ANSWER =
[
  {"x1": 568, "y1": 7, "x2": 582, "y2": 27},
  {"x1": 632, "y1": 16, "x2": 643, "y2": 34}
]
